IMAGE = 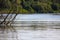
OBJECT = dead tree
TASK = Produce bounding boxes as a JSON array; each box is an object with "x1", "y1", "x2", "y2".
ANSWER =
[{"x1": 0, "y1": 14, "x2": 17, "y2": 32}]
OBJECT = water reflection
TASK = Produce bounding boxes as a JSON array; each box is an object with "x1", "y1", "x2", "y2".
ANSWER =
[
  {"x1": 13, "y1": 21, "x2": 60, "y2": 30},
  {"x1": 15, "y1": 14, "x2": 60, "y2": 21}
]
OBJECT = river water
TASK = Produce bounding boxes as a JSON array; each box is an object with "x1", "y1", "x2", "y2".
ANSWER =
[
  {"x1": 0, "y1": 14, "x2": 60, "y2": 40},
  {"x1": 0, "y1": 27, "x2": 60, "y2": 40},
  {"x1": 15, "y1": 14, "x2": 60, "y2": 21},
  {"x1": 17, "y1": 29, "x2": 60, "y2": 40}
]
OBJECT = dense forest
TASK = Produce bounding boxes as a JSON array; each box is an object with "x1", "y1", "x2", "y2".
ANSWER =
[{"x1": 0, "y1": 0, "x2": 60, "y2": 13}]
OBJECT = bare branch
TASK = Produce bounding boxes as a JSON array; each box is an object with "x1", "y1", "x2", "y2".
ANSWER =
[{"x1": 0, "y1": 14, "x2": 9, "y2": 24}]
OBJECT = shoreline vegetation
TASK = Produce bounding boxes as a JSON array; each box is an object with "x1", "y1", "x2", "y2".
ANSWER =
[{"x1": 0, "y1": 0, "x2": 60, "y2": 14}]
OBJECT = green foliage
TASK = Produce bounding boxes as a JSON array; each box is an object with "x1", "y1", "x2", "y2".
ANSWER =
[{"x1": 0, "y1": 0, "x2": 60, "y2": 13}]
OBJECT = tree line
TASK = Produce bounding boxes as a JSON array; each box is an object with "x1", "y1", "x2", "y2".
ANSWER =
[{"x1": 0, "y1": 0, "x2": 60, "y2": 13}]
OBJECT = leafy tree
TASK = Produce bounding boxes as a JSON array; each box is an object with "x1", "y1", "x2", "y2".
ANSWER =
[{"x1": 0, "y1": 0, "x2": 60, "y2": 13}]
